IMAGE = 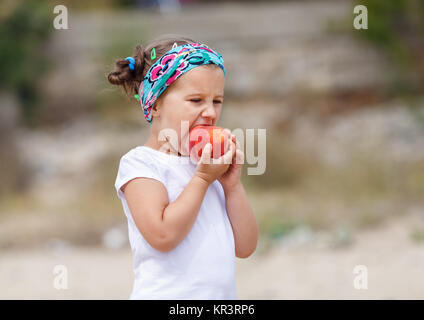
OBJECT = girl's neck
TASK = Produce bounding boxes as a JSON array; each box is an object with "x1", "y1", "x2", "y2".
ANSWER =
[{"x1": 144, "y1": 134, "x2": 183, "y2": 157}]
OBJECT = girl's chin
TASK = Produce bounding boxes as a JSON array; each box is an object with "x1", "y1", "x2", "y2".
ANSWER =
[{"x1": 178, "y1": 147, "x2": 190, "y2": 157}]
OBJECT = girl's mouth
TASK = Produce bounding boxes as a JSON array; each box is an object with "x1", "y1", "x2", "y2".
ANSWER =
[{"x1": 190, "y1": 123, "x2": 212, "y2": 130}]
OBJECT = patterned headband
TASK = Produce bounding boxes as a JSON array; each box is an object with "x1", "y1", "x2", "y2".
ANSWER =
[{"x1": 137, "y1": 42, "x2": 226, "y2": 124}]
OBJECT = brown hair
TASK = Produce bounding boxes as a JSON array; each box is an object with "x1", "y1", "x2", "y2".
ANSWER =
[{"x1": 107, "y1": 34, "x2": 197, "y2": 96}]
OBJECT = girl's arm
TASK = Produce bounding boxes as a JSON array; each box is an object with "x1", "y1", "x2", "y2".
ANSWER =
[
  {"x1": 223, "y1": 182, "x2": 259, "y2": 258},
  {"x1": 218, "y1": 133, "x2": 259, "y2": 258},
  {"x1": 124, "y1": 175, "x2": 209, "y2": 253},
  {"x1": 124, "y1": 143, "x2": 234, "y2": 253}
]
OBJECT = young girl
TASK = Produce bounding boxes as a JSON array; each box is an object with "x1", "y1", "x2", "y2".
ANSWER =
[{"x1": 109, "y1": 35, "x2": 259, "y2": 300}]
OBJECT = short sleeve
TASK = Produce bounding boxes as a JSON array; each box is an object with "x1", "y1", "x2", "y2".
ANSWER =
[{"x1": 114, "y1": 149, "x2": 165, "y2": 201}]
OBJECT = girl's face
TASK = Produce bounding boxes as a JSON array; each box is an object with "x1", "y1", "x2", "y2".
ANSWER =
[{"x1": 151, "y1": 65, "x2": 225, "y2": 156}]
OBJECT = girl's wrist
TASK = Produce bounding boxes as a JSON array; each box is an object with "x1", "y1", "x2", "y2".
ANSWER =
[
  {"x1": 193, "y1": 173, "x2": 212, "y2": 188},
  {"x1": 222, "y1": 181, "x2": 243, "y2": 196}
]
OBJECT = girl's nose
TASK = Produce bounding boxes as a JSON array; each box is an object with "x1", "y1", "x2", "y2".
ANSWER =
[{"x1": 201, "y1": 103, "x2": 217, "y2": 119}]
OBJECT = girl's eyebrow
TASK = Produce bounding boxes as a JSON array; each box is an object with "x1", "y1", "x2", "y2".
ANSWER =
[{"x1": 185, "y1": 93, "x2": 224, "y2": 98}]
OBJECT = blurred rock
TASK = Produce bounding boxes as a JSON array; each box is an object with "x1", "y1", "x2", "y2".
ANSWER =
[
  {"x1": 0, "y1": 93, "x2": 20, "y2": 130},
  {"x1": 0, "y1": 93, "x2": 31, "y2": 196},
  {"x1": 291, "y1": 101, "x2": 424, "y2": 167},
  {"x1": 13, "y1": 116, "x2": 148, "y2": 205},
  {"x1": 277, "y1": 225, "x2": 314, "y2": 250},
  {"x1": 43, "y1": 238, "x2": 73, "y2": 257},
  {"x1": 102, "y1": 224, "x2": 127, "y2": 250},
  {"x1": 328, "y1": 225, "x2": 353, "y2": 249}
]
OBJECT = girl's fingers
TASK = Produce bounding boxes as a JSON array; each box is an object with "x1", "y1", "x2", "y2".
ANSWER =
[
  {"x1": 229, "y1": 135, "x2": 243, "y2": 165},
  {"x1": 229, "y1": 134, "x2": 240, "y2": 151},
  {"x1": 200, "y1": 143, "x2": 212, "y2": 164},
  {"x1": 234, "y1": 136, "x2": 240, "y2": 150},
  {"x1": 235, "y1": 149, "x2": 245, "y2": 165},
  {"x1": 221, "y1": 140, "x2": 236, "y2": 164},
  {"x1": 232, "y1": 140, "x2": 237, "y2": 157},
  {"x1": 223, "y1": 129, "x2": 232, "y2": 152}
]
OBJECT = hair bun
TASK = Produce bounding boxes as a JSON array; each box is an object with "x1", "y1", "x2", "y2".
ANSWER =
[{"x1": 107, "y1": 44, "x2": 146, "y2": 94}]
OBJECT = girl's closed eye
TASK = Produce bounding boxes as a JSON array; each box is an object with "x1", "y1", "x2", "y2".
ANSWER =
[{"x1": 189, "y1": 98, "x2": 223, "y2": 104}]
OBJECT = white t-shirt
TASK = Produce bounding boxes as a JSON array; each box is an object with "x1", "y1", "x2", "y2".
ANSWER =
[{"x1": 114, "y1": 145, "x2": 237, "y2": 300}]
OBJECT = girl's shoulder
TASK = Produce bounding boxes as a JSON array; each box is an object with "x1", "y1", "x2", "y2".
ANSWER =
[
  {"x1": 115, "y1": 146, "x2": 166, "y2": 193},
  {"x1": 121, "y1": 146, "x2": 154, "y2": 162},
  {"x1": 118, "y1": 146, "x2": 158, "y2": 173},
  {"x1": 118, "y1": 146, "x2": 196, "y2": 184}
]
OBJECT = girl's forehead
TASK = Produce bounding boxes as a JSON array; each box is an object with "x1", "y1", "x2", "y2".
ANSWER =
[{"x1": 174, "y1": 66, "x2": 225, "y2": 91}]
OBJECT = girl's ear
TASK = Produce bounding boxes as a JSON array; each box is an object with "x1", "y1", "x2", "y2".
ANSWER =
[
  {"x1": 151, "y1": 103, "x2": 161, "y2": 118},
  {"x1": 152, "y1": 94, "x2": 165, "y2": 118}
]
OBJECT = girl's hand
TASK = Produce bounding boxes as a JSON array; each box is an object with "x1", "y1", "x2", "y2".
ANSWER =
[
  {"x1": 195, "y1": 141, "x2": 236, "y2": 185},
  {"x1": 218, "y1": 134, "x2": 244, "y2": 191}
]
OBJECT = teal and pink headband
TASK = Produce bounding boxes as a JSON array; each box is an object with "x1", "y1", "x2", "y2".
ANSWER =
[{"x1": 134, "y1": 43, "x2": 226, "y2": 124}]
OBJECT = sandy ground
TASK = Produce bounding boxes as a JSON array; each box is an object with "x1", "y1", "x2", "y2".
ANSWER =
[{"x1": 1, "y1": 213, "x2": 423, "y2": 300}]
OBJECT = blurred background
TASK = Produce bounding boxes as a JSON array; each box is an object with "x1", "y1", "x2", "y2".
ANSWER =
[{"x1": 1, "y1": 0, "x2": 424, "y2": 299}]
